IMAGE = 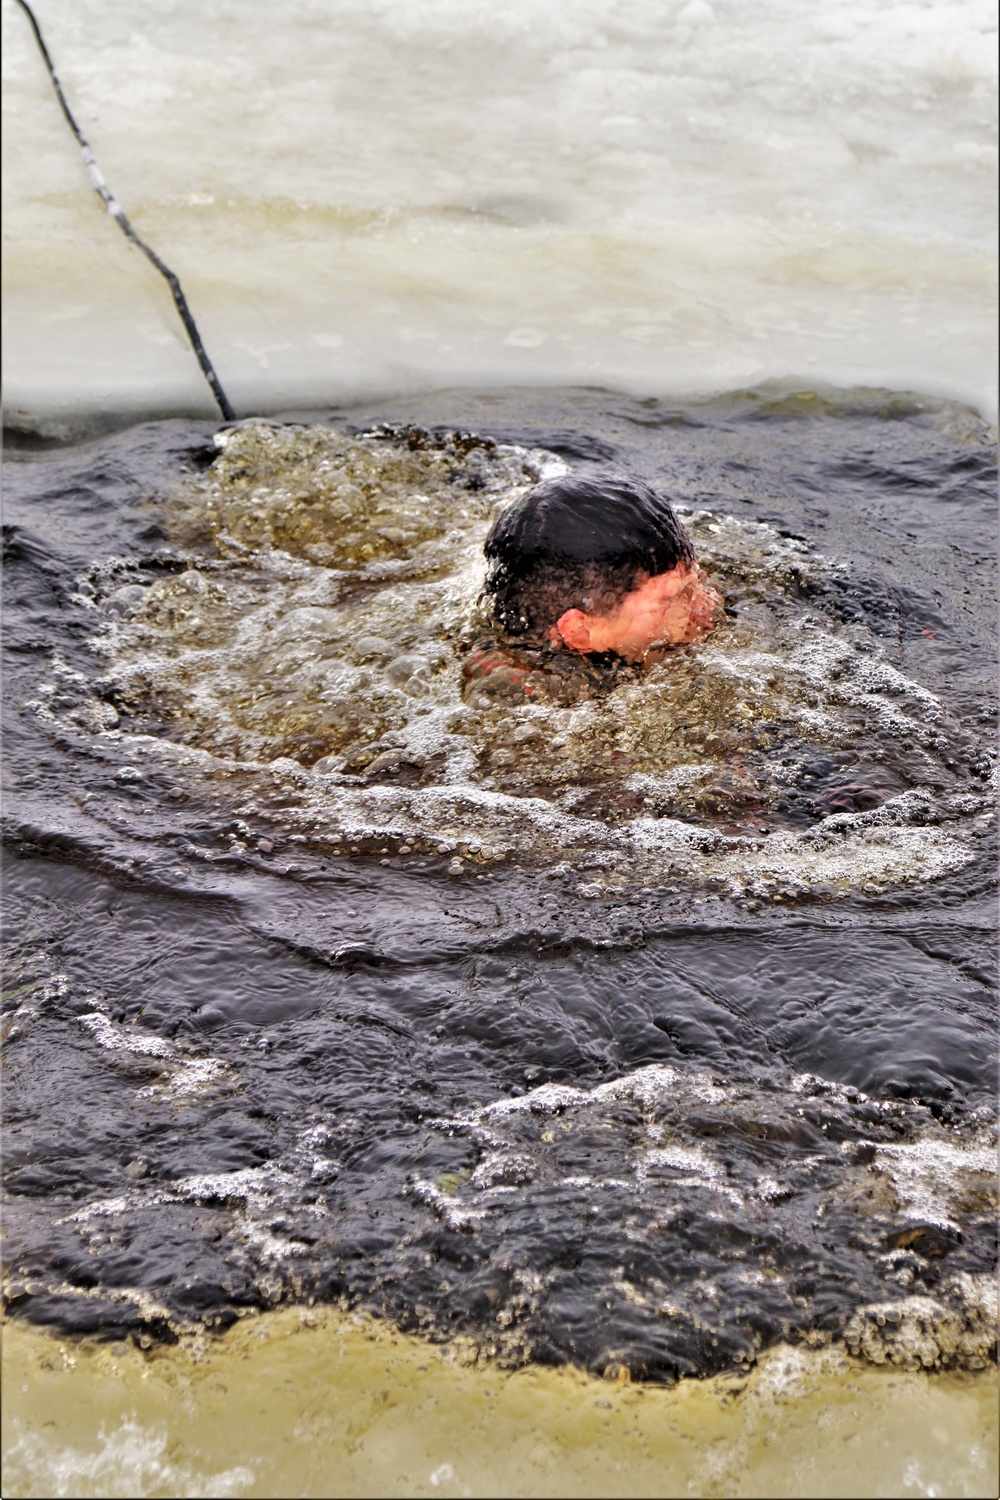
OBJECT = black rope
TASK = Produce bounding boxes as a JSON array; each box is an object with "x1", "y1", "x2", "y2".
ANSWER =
[{"x1": 15, "y1": 0, "x2": 236, "y2": 421}]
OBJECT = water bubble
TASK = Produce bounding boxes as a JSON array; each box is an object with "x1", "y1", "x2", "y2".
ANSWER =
[
  {"x1": 81, "y1": 422, "x2": 991, "y2": 898},
  {"x1": 106, "y1": 584, "x2": 147, "y2": 616}
]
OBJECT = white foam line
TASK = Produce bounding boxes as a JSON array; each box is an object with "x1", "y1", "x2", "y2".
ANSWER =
[{"x1": 79, "y1": 1013, "x2": 174, "y2": 1058}]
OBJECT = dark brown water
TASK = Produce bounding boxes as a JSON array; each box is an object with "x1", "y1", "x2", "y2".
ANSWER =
[{"x1": 2, "y1": 385, "x2": 996, "y2": 1383}]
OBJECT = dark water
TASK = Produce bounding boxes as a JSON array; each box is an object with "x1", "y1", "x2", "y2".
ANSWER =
[{"x1": 2, "y1": 385, "x2": 996, "y2": 1380}]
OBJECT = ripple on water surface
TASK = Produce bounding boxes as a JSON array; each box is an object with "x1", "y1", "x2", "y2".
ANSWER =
[{"x1": 1, "y1": 388, "x2": 996, "y2": 1382}]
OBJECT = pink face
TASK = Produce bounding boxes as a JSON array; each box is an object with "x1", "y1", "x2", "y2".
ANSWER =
[{"x1": 549, "y1": 561, "x2": 722, "y2": 662}]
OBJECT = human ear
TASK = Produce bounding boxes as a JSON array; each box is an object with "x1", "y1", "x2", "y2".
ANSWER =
[{"x1": 555, "y1": 608, "x2": 593, "y2": 652}]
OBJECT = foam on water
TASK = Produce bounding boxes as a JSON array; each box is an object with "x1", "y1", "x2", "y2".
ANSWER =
[
  {"x1": 404, "y1": 1061, "x2": 999, "y2": 1371},
  {"x1": 53, "y1": 419, "x2": 992, "y2": 899},
  {"x1": 872, "y1": 1137, "x2": 999, "y2": 1230},
  {"x1": 4, "y1": 1418, "x2": 255, "y2": 1500}
]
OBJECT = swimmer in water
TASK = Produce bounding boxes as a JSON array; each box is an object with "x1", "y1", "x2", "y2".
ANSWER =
[
  {"x1": 463, "y1": 474, "x2": 722, "y2": 704},
  {"x1": 485, "y1": 474, "x2": 720, "y2": 658}
]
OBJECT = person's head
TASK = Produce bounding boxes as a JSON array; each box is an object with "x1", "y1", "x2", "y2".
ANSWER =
[{"x1": 482, "y1": 474, "x2": 718, "y2": 661}]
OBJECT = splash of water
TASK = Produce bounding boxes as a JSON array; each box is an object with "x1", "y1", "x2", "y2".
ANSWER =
[{"x1": 59, "y1": 420, "x2": 992, "y2": 899}]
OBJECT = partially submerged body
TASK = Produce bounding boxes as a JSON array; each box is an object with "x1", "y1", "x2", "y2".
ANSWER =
[
  {"x1": 461, "y1": 636, "x2": 634, "y2": 708},
  {"x1": 548, "y1": 557, "x2": 721, "y2": 661},
  {"x1": 469, "y1": 474, "x2": 722, "y2": 700}
]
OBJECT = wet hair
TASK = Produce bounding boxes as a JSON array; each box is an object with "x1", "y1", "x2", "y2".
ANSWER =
[{"x1": 483, "y1": 474, "x2": 695, "y2": 639}]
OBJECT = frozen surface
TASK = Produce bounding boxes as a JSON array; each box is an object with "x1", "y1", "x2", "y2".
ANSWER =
[{"x1": 2, "y1": 0, "x2": 997, "y2": 426}]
